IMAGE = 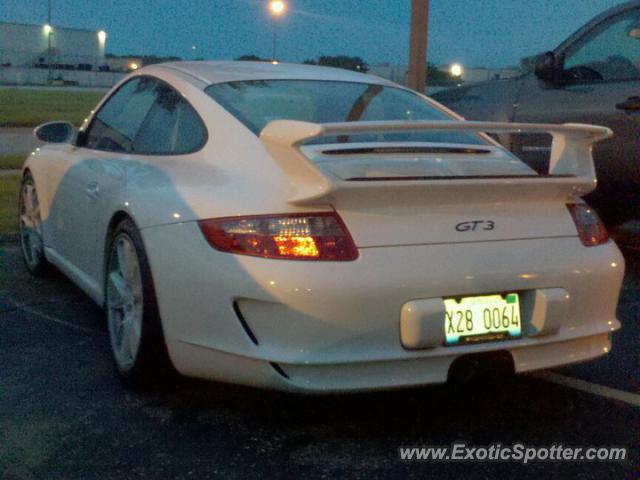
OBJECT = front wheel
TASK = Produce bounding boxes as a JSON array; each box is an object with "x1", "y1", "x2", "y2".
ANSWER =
[
  {"x1": 105, "y1": 218, "x2": 174, "y2": 387},
  {"x1": 19, "y1": 173, "x2": 49, "y2": 275}
]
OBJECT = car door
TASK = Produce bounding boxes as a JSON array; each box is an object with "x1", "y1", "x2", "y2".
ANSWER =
[
  {"x1": 513, "y1": 6, "x2": 640, "y2": 198},
  {"x1": 48, "y1": 77, "x2": 157, "y2": 283},
  {"x1": 86, "y1": 76, "x2": 209, "y2": 289}
]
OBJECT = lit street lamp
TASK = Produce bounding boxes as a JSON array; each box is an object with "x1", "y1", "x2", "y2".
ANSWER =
[
  {"x1": 97, "y1": 31, "x2": 107, "y2": 69},
  {"x1": 268, "y1": 0, "x2": 286, "y2": 62},
  {"x1": 450, "y1": 63, "x2": 464, "y2": 79},
  {"x1": 269, "y1": 0, "x2": 285, "y2": 15}
]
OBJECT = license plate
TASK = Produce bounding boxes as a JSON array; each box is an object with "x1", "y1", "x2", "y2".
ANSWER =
[{"x1": 444, "y1": 293, "x2": 522, "y2": 345}]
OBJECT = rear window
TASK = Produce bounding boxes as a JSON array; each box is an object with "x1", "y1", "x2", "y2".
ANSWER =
[{"x1": 205, "y1": 80, "x2": 486, "y2": 146}]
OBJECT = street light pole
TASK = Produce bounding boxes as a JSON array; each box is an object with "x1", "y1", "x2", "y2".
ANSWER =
[
  {"x1": 272, "y1": 18, "x2": 277, "y2": 62},
  {"x1": 268, "y1": 1, "x2": 286, "y2": 62},
  {"x1": 407, "y1": 0, "x2": 429, "y2": 93},
  {"x1": 47, "y1": 0, "x2": 52, "y2": 84}
]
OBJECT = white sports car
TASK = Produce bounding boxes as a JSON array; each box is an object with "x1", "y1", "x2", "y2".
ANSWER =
[{"x1": 20, "y1": 61, "x2": 624, "y2": 391}]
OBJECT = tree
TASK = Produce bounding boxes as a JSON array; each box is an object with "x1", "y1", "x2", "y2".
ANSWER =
[
  {"x1": 315, "y1": 55, "x2": 369, "y2": 73},
  {"x1": 426, "y1": 62, "x2": 460, "y2": 87},
  {"x1": 105, "y1": 54, "x2": 182, "y2": 65},
  {"x1": 236, "y1": 54, "x2": 269, "y2": 62},
  {"x1": 235, "y1": 54, "x2": 371, "y2": 73},
  {"x1": 141, "y1": 55, "x2": 181, "y2": 65}
]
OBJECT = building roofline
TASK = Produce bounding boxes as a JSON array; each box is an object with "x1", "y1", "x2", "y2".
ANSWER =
[{"x1": 0, "y1": 20, "x2": 101, "y2": 34}]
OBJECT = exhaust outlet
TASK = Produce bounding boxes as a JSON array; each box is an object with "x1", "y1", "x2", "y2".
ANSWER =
[{"x1": 447, "y1": 351, "x2": 514, "y2": 385}]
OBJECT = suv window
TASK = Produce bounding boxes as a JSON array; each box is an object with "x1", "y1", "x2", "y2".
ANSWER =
[
  {"x1": 564, "y1": 9, "x2": 640, "y2": 82},
  {"x1": 82, "y1": 76, "x2": 207, "y2": 154}
]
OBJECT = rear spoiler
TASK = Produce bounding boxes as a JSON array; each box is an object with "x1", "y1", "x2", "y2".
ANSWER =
[{"x1": 259, "y1": 120, "x2": 612, "y2": 206}]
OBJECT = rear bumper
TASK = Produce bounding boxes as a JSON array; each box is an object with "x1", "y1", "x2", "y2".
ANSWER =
[
  {"x1": 165, "y1": 331, "x2": 613, "y2": 393},
  {"x1": 141, "y1": 222, "x2": 624, "y2": 392}
]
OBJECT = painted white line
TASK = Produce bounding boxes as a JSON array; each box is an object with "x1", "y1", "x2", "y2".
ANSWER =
[
  {"x1": 532, "y1": 371, "x2": 640, "y2": 408},
  {"x1": 8, "y1": 297, "x2": 104, "y2": 335}
]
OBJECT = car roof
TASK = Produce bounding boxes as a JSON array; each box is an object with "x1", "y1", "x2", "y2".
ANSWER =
[{"x1": 157, "y1": 61, "x2": 398, "y2": 87}]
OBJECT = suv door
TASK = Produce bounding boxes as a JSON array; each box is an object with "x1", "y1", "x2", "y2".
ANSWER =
[{"x1": 513, "y1": 6, "x2": 640, "y2": 221}]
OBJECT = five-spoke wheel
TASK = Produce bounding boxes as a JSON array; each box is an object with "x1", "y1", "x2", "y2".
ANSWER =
[
  {"x1": 105, "y1": 218, "x2": 174, "y2": 386},
  {"x1": 107, "y1": 233, "x2": 144, "y2": 372}
]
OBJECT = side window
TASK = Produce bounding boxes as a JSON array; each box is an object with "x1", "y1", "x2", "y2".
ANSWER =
[
  {"x1": 564, "y1": 9, "x2": 640, "y2": 83},
  {"x1": 133, "y1": 83, "x2": 207, "y2": 155},
  {"x1": 83, "y1": 77, "x2": 156, "y2": 152},
  {"x1": 82, "y1": 76, "x2": 207, "y2": 154}
]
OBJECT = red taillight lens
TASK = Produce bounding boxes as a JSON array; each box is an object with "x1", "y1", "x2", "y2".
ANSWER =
[
  {"x1": 567, "y1": 202, "x2": 609, "y2": 247},
  {"x1": 198, "y1": 212, "x2": 359, "y2": 261}
]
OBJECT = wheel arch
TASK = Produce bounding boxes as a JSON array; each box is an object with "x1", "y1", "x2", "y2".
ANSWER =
[
  {"x1": 105, "y1": 210, "x2": 133, "y2": 242},
  {"x1": 101, "y1": 211, "x2": 137, "y2": 307}
]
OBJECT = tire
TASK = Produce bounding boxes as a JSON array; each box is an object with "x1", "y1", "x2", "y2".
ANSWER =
[
  {"x1": 19, "y1": 173, "x2": 50, "y2": 275},
  {"x1": 105, "y1": 217, "x2": 175, "y2": 387}
]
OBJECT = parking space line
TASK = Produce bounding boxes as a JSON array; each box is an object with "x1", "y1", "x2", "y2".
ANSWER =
[
  {"x1": 532, "y1": 371, "x2": 640, "y2": 408},
  {"x1": 8, "y1": 297, "x2": 104, "y2": 335}
]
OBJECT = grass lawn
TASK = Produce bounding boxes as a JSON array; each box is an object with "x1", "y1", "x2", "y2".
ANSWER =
[
  {"x1": 0, "y1": 155, "x2": 25, "y2": 170},
  {"x1": 0, "y1": 88, "x2": 104, "y2": 127},
  {"x1": 0, "y1": 173, "x2": 20, "y2": 234}
]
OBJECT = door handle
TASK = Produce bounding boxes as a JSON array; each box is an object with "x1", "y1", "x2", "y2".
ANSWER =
[
  {"x1": 616, "y1": 96, "x2": 640, "y2": 112},
  {"x1": 86, "y1": 182, "x2": 100, "y2": 200}
]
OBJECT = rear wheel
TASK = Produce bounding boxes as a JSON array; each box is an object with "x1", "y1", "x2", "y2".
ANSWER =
[
  {"x1": 19, "y1": 173, "x2": 49, "y2": 275},
  {"x1": 105, "y1": 218, "x2": 174, "y2": 387}
]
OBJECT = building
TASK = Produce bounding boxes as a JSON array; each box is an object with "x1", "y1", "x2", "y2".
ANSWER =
[
  {"x1": 0, "y1": 21, "x2": 106, "y2": 70},
  {"x1": 447, "y1": 66, "x2": 521, "y2": 83},
  {"x1": 369, "y1": 62, "x2": 522, "y2": 89},
  {"x1": 368, "y1": 64, "x2": 410, "y2": 85},
  {"x1": 106, "y1": 56, "x2": 143, "y2": 73}
]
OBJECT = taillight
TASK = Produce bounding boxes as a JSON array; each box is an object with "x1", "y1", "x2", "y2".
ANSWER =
[
  {"x1": 198, "y1": 212, "x2": 358, "y2": 261},
  {"x1": 567, "y1": 202, "x2": 609, "y2": 247}
]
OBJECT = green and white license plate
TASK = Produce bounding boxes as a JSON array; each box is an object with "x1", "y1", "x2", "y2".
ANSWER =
[{"x1": 444, "y1": 293, "x2": 522, "y2": 346}]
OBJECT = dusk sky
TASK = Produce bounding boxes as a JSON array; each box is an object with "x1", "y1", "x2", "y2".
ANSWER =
[{"x1": 1, "y1": 0, "x2": 622, "y2": 67}]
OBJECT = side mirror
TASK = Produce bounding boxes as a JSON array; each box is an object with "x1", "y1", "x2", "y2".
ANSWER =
[
  {"x1": 34, "y1": 121, "x2": 76, "y2": 144},
  {"x1": 534, "y1": 52, "x2": 558, "y2": 84}
]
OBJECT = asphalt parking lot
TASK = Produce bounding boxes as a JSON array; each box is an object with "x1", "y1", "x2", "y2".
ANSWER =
[{"x1": 0, "y1": 236, "x2": 638, "y2": 479}]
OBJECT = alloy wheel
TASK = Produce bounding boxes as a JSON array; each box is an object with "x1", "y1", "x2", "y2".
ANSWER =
[{"x1": 106, "y1": 234, "x2": 144, "y2": 372}]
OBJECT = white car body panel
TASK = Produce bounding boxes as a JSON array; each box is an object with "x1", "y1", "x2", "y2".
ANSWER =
[
  {"x1": 141, "y1": 222, "x2": 622, "y2": 391},
  {"x1": 22, "y1": 61, "x2": 625, "y2": 392}
]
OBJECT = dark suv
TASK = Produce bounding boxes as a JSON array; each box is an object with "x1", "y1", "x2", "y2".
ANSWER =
[{"x1": 433, "y1": 1, "x2": 640, "y2": 225}]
